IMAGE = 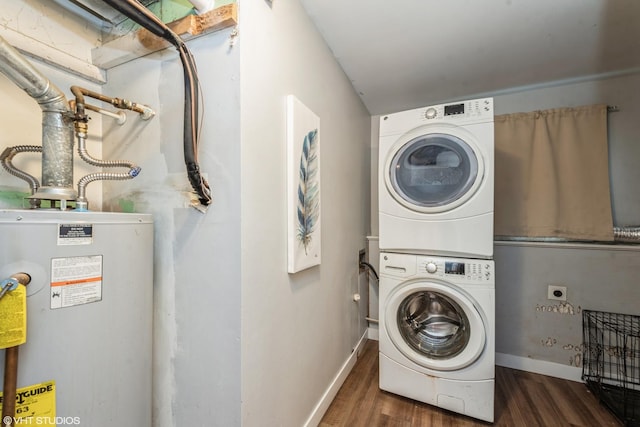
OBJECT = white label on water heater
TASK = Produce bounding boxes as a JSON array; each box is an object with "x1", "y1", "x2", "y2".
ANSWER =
[
  {"x1": 57, "y1": 224, "x2": 93, "y2": 246},
  {"x1": 50, "y1": 255, "x2": 103, "y2": 309}
]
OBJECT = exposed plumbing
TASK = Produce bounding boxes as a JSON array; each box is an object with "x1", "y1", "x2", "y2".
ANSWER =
[
  {"x1": 70, "y1": 86, "x2": 155, "y2": 121},
  {"x1": 69, "y1": 86, "x2": 152, "y2": 211},
  {"x1": 73, "y1": 120, "x2": 141, "y2": 211},
  {"x1": 0, "y1": 34, "x2": 155, "y2": 211},
  {"x1": 613, "y1": 227, "x2": 640, "y2": 243},
  {"x1": 0, "y1": 146, "x2": 42, "y2": 209},
  {"x1": 0, "y1": 146, "x2": 41, "y2": 193},
  {"x1": 84, "y1": 104, "x2": 127, "y2": 125},
  {"x1": 0, "y1": 36, "x2": 75, "y2": 202}
]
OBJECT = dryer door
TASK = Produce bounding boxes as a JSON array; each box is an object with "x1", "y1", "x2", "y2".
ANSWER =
[
  {"x1": 384, "y1": 280, "x2": 486, "y2": 371},
  {"x1": 385, "y1": 127, "x2": 484, "y2": 213}
]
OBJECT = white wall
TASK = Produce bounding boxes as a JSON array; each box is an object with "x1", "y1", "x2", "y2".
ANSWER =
[
  {"x1": 101, "y1": 1, "x2": 371, "y2": 425},
  {"x1": 101, "y1": 30, "x2": 242, "y2": 427},
  {"x1": 239, "y1": 1, "x2": 371, "y2": 426}
]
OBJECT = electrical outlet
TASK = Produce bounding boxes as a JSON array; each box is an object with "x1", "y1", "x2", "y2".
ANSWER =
[
  {"x1": 548, "y1": 285, "x2": 567, "y2": 301},
  {"x1": 358, "y1": 249, "x2": 366, "y2": 272}
]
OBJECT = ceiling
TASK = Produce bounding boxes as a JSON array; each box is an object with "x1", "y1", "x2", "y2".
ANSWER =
[
  {"x1": 299, "y1": 0, "x2": 640, "y2": 115},
  {"x1": 53, "y1": 0, "x2": 159, "y2": 26}
]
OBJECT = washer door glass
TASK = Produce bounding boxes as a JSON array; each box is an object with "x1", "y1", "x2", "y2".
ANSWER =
[
  {"x1": 384, "y1": 281, "x2": 486, "y2": 371},
  {"x1": 389, "y1": 133, "x2": 479, "y2": 209},
  {"x1": 397, "y1": 291, "x2": 470, "y2": 359}
]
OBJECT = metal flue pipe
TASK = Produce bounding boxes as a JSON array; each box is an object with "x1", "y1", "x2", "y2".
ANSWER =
[{"x1": 0, "y1": 35, "x2": 76, "y2": 201}]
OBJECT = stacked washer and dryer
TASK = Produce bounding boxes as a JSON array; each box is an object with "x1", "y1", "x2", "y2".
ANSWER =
[{"x1": 377, "y1": 98, "x2": 495, "y2": 422}]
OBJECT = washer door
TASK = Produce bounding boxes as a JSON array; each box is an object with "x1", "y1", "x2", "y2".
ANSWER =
[
  {"x1": 385, "y1": 126, "x2": 484, "y2": 213},
  {"x1": 384, "y1": 280, "x2": 486, "y2": 371}
]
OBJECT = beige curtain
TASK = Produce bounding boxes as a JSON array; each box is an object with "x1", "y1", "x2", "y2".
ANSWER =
[{"x1": 494, "y1": 104, "x2": 614, "y2": 241}]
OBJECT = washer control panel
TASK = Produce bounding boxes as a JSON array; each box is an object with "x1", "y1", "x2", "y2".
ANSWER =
[{"x1": 418, "y1": 256, "x2": 493, "y2": 284}]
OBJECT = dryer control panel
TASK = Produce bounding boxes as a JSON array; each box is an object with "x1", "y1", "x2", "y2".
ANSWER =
[
  {"x1": 379, "y1": 97, "x2": 494, "y2": 137},
  {"x1": 418, "y1": 257, "x2": 493, "y2": 284},
  {"x1": 423, "y1": 98, "x2": 493, "y2": 122}
]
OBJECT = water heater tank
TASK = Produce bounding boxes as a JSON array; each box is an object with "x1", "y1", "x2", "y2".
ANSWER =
[{"x1": 0, "y1": 209, "x2": 153, "y2": 426}]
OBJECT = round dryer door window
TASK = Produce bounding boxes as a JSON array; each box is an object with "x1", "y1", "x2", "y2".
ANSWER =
[
  {"x1": 384, "y1": 281, "x2": 486, "y2": 371},
  {"x1": 387, "y1": 133, "x2": 482, "y2": 213}
]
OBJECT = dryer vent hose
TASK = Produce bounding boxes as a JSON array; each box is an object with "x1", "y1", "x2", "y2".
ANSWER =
[{"x1": 613, "y1": 227, "x2": 640, "y2": 243}]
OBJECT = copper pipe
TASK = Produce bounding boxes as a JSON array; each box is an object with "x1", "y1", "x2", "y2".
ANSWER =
[
  {"x1": 10, "y1": 274, "x2": 30, "y2": 287},
  {"x1": 2, "y1": 347, "x2": 19, "y2": 426},
  {"x1": 71, "y1": 86, "x2": 154, "y2": 120}
]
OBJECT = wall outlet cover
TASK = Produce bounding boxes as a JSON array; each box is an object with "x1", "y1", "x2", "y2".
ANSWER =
[{"x1": 547, "y1": 285, "x2": 567, "y2": 301}]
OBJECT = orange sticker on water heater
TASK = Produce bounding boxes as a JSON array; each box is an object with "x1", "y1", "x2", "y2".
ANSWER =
[{"x1": 50, "y1": 255, "x2": 103, "y2": 309}]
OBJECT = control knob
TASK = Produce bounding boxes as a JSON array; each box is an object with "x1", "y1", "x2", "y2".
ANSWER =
[
  {"x1": 425, "y1": 262, "x2": 437, "y2": 274},
  {"x1": 425, "y1": 108, "x2": 437, "y2": 119}
]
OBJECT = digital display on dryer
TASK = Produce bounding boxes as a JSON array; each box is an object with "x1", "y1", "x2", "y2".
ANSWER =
[
  {"x1": 445, "y1": 262, "x2": 465, "y2": 275},
  {"x1": 444, "y1": 103, "x2": 464, "y2": 116}
]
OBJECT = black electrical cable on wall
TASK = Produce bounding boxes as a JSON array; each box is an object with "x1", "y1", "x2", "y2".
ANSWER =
[
  {"x1": 100, "y1": 0, "x2": 212, "y2": 207},
  {"x1": 359, "y1": 261, "x2": 379, "y2": 281}
]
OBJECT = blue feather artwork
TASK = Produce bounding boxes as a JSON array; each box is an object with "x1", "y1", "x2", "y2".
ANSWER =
[
  {"x1": 287, "y1": 95, "x2": 321, "y2": 273},
  {"x1": 296, "y1": 129, "x2": 319, "y2": 254}
]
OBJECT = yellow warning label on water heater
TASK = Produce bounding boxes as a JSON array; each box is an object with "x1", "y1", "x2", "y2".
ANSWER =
[
  {"x1": 0, "y1": 381, "x2": 56, "y2": 426},
  {"x1": 0, "y1": 284, "x2": 26, "y2": 349}
]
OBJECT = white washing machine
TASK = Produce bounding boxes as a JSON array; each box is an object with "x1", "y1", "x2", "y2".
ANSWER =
[
  {"x1": 379, "y1": 252, "x2": 495, "y2": 422},
  {"x1": 379, "y1": 98, "x2": 494, "y2": 259}
]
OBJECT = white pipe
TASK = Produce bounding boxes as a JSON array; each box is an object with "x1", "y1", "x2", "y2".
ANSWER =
[
  {"x1": 186, "y1": 0, "x2": 215, "y2": 14},
  {"x1": 84, "y1": 104, "x2": 127, "y2": 125}
]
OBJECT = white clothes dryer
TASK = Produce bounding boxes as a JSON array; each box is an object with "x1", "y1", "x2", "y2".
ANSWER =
[
  {"x1": 379, "y1": 98, "x2": 494, "y2": 259},
  {"x1": 379, "y1": 252, "x2": 495, "y2": 422}
]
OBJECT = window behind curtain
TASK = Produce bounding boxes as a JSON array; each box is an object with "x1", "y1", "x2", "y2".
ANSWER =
[{"x1": 494, "y1": 104, "x2": 614, "y2": 241}]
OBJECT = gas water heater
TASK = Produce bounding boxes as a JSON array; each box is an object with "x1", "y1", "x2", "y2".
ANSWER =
[
  {"x1": 0, "y1": 30, "x2": 154, "y2": 426},
  {"x1": 0, "y1": 210, "x2": 153, "y2": 425}
]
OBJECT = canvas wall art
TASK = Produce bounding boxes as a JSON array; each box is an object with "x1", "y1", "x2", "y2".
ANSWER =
[{"x1": 286, "y1": 95, "x2": 321, "y2": 273}]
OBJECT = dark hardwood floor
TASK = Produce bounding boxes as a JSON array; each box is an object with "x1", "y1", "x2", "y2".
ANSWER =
[{"x1": 319, "y1": 340, "x2": 622, "y2": 427}]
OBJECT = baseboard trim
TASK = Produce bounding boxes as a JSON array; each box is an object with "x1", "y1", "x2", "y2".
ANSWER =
[
  {"x1": 496, "y1": 352, "x2": 583, "y2": 382},
  {"x1": 303, "y1": 331, "x2": 369, "y2": 427},
  {"x1": 367, "y1": 325, "x2": 379, "y2": 341}
]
